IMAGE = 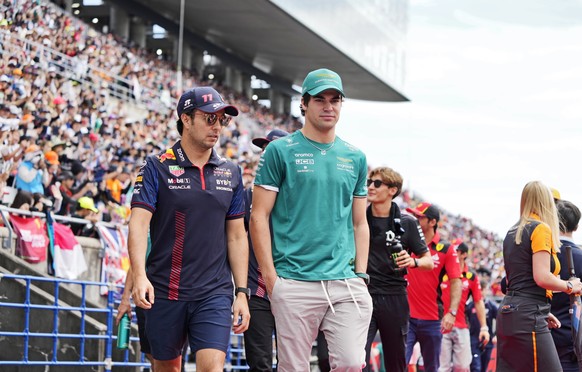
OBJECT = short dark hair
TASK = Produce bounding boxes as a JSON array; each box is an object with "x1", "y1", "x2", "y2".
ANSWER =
[
  {"x1": 176, "y1": 119, "x2": 183, "y2": 135},
  {"x1": 300, "y1": 94, "x2": 312, "y2": 117},
  {"x1": 557, "y1": 200, "x2": 581, "y2": 233},
  {"x1": 176, "y1": 111, "x2": 193, "y2": 136}
]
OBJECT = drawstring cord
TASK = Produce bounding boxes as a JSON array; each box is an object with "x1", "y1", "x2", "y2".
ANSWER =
[
  {"x1": 344, "y1": 278, "x2": 363, "y2": 317},
  {"x1": 321, "y1": 281, "x2": 336, "y2": 314},
  {"x1": 320, "y1": 279, "x2": 363, "y2": 317}
]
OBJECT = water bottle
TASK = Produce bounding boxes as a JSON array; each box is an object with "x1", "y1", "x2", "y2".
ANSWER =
[
  {"x1": 390, "y1": 241, "x2": 405, "y2": 274},
  {"x1": 117, "y1": 314, "x2": 130, "y2": 349}
]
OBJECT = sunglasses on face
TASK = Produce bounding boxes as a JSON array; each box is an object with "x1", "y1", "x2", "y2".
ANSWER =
[
  {"x1": 367, "y1": 179, "x2": 390, "y2": 188},
  {"x1": 197, "y1": 112, "x2": 231, "y2": 127}
]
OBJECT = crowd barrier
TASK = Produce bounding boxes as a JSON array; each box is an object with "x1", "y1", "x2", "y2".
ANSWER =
[{"x1": 0, "y1": 273, "x2": 260, "y2": 370}]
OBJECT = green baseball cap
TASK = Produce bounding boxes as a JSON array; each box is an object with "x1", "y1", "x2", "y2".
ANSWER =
[{"x1": 302, "y1": 68, "x2": 345, "y2": 97}]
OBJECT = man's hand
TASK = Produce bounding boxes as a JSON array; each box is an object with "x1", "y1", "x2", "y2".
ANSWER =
[
  {"x1": 548, "y1": 313, "x2": 561, "y2": 329},
  {"x1": 264, "y1": 271, "x2": 278, "y2": 298},
  {"x1": 232, "y1": 294, "x2": 250, "y2": 334},
  {"x1": 479, "y1": 328, "x2": 490, "y2": 346},
  {"x1": 131, "y1": 273, "x2": 154, "y2": 309},
  {"x1": 116, "y1": 295, "x2": 132, "y2": 326},
  {"x1": 441, "y1": 312, "x2": 455, "y2": 333},
  {"x1": 395, "y1": 250, "x2": 414, "y2": 268}
]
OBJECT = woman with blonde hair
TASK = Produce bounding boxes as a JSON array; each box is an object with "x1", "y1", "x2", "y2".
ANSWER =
[{"x1": 497, "y1": 181, "x2": 582, "y2": 371}]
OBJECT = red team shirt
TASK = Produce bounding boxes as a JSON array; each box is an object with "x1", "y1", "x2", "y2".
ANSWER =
[
  {"x1": 441, "y1": 269, "x2": 483, "y2": 328},
  {"x1": 407, "y1": 232, "x2": 462, "y2": 320}
]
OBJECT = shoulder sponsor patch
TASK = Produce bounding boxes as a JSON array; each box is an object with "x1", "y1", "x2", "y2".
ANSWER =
[{"x1": 158, "y1": 149, "x2": 176, "y2": 163}]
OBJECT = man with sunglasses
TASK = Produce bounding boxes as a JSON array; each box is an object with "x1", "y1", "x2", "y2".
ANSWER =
[
  {"x1": 404, "y1": 202, "x2": 462, "y2": 372},
  {"x1": 251, "y1": 68, "x2": 372, "y2": 371},
  {"x1": 364, "y1": 167, "x2": 434, "y2": 372},
  {"x1": 129, "y1": 86, "x2": 250, "y2": 372}
]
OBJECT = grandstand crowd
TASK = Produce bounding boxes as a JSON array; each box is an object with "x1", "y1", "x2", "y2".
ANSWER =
[{"x1": 0, "y1": 0, "x2": 503, "y2": 292}]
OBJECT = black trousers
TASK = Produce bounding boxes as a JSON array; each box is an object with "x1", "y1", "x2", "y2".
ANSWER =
[
  {"x1": 244, "y1": 296, "x2": 276, "y2": 371},
  {"x1": 364, "y1": 293, "x2": 409, "y2": 372},
  {"x1": 497, "y1": 294, "x2": 561, "y2": 372}
]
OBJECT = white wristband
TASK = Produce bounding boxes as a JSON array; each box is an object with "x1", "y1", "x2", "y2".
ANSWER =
[{"x1": 480, "y1": 326, "x2": 489, "y2": 331}]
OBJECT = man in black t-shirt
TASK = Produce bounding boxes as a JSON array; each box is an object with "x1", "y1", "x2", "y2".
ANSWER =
[{"x1": 363, "y1": 167, "x2": 434, "y2": 372}]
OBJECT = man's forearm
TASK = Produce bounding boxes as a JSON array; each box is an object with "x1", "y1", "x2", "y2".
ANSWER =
[
  {"x1": 353, "y1": 221, "x2": 369, "y2": 273},
  {"x1": 128, "y1": 218, "x2": 149, "y2": 278},
  {"x1": 417, "y1": 251, "x2": 434, "y2": 271},
  {"x1": 249, "y1": 215, "x2": 276, "y2": 277},
  {"x1": 227, "y1": 220, "x2": 249, "y2": 288},
  {"x1": 448, "y1": 278, "x2": 462, "y2": 311},
  {"x1": 475, "y1": 299, "x2": 487, "y2": 327}
]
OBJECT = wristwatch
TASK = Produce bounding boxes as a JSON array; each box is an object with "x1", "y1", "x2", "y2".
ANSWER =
[
  {"x1": 355, "y1": 272, "x2": 370, "y2": 285},
  {"x1": 448, "y1": 309, "x2": 457, "y2": 317},
  {"x1": 566, "y1": 281, "x2": 574, "y2": 294},
  {"x1": 235, "y1": 287, "x2": 251, "y2": 300}
]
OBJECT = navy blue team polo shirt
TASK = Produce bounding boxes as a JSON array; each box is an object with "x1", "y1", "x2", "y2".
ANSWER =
[{"x1": 131, "y1": 140, "x2": 245, "y2": 301}]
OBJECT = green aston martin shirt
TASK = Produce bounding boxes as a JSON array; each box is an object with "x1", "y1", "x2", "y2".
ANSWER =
[{"x1": 254, "y1": 131, "x2": 367, "y2": 281}]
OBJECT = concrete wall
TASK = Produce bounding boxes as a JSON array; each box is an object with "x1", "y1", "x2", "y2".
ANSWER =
[{"x1": 0, "y1": 227, "x2": 144, "y2": 371}]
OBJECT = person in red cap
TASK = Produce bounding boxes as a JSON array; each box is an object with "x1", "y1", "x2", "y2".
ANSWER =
[
  {"x1": 129, "y1": 86, "x2": 250, "y2": 372},
  {"x1": 404, "y1": 202, "x2": 462, "y2": 372}
]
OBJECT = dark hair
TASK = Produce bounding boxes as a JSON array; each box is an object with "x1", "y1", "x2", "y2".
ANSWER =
[
  {"x1": 176, "y1": 119, "x2": 183, "y2": 135},
  {"x1": 557, "y1": 200, "x2": 581, "y2": 233},
  {"x1": 11, "y1": 190, "x2": 34, "y2": 209},
  {"x1": 176, "y1": 110, "x2": 195, "y2": 136},
  {"x1": 300, "y1": 94, "x2": 312, "y2": 117}
]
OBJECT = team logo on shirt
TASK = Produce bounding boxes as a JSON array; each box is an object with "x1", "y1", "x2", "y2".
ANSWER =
[
  {"x1": 336, "y1": 157, "x2": 354, "y2": 173},
  {"x1": 213, "y1": 167, "x2": 232, "y2": 178},
  {"x1": 169, "y1": 165, "x2": 185, "y2": 177},
  {"x1": 432, "y1": 253, "x2": 440, "y2": 268},
  {"x1": 158, "y1": 149, "x2": 176, "y2": 163},
  {"x1": 176, "y1": 148, "x2": 186, "y2": 162}
]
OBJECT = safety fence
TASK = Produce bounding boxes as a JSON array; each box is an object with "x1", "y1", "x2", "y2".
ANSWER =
[{"x1": 0, "y1": 273, "x2": 259, "y2": 370}]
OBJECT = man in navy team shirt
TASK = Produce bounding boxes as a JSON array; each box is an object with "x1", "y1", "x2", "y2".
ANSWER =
[{"x1": 129, "y1": 86, "x2": 250, "y2": 372}]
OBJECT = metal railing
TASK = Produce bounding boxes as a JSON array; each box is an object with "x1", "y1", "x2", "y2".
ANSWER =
[
  {"x1": 0, "y1": 273, "x2": 149, "y2": 370},
  {"x1": 0, "y1": 273, "x2": 262, "y2": 370}
]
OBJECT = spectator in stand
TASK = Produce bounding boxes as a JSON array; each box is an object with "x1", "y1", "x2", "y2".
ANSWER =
[
  {"x1": 15, "y1": 144, "x2": 46, "y2": 194},
  {"x1": 467, "y1": 281, "x2": 497, "y2": 372},
  {"x1": 44, "y1": 150, "x2": 60, "y2": 187},
  {"x1": 11, "y1": 189, "x2": 35, "y2": 210},
  {"x1": 1, "y1": 128, "x2": 27, "y2": 180},
  {"x1": 405, "y1": 202, "x2": 462, "y2": 372},
  {"x1": 364, "y1": 167, "x2": 433, "y2": 372},
  {"x1": 56, "y1": 170, "x2": 96, "y2": 216},
  {"x1": 105, "y1": 166, "x2": 131, "y2": 204},
  {"x1": 69, "y1": 196, "x2": 100, "y2": 238},
  {"x1": 439, "y1": 242, "x2": 489, "y2": 372},
  {"x1": 497, "y1": 181, "x2": 582, "y2": 372},
  {"x1": 243, "y1": 129, "x2": 289, "y2": 372},
  {"x1": 551, "y1": 200, "x2": 582, "y2": 372}
]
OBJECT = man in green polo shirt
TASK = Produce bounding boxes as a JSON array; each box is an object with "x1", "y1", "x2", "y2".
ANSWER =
[{"x1": 250, "y1": 68, "x2": 372, "y2": 372}]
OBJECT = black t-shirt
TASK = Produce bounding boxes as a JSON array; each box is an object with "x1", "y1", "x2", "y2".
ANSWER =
[{"x1": 367, "y1": 202, "x2": 428, "y2": 295}]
